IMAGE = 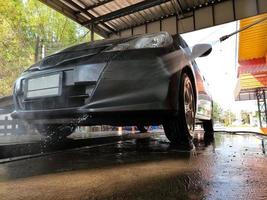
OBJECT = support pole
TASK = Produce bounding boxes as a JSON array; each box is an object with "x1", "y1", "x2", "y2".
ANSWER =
[
  {"x1": 257, "y1": 91, "x2": 262, "y2": 127},
  {"x1": 91, "y1": 23, "x2": 94, "y2": 42},
  {"x1": 41, "y1": 43, "x2": 46, "y2": 59},
  {"x1": 256, "y1": 88, "x2": 267, "y2": 127},
  {"x1": 263, "y1": 90, "x2": 267, "y2": 125},
  {"x1": 34, "y1": 36, "x2": 40, "y2": 62}
]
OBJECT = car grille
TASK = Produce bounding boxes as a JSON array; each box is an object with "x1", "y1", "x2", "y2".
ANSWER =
[{"x1": 17, "y1": 84, "x2": 95, "y2": 111}]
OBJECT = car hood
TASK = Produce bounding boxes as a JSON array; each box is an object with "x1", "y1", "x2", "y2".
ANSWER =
[
  {"x1": 25, "y1": 37, "x2": 137, "y2": 72},
  {"x1": 26, "y1": 45, "x2": 110, "y2": 72}
]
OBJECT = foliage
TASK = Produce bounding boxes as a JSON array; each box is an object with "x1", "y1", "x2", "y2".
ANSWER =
[
  {"x1": 241, "y1": 110, "x2": 251, "y2": 125},
  {"x1": 0, "y1": 0, "x2": 31, "y2": 96},
  {"x1": 0, "y1": 0, "x2": 98, "y2": 96},
  {"x1": 213, "y1": 102, "x2": 236, "y2": 126},
  {"x1": 212, "y1": 101, "x2": 223, "y2": 123},
  {"x1": 222, "y1": 109, "x2": 236, "y2": 126}
]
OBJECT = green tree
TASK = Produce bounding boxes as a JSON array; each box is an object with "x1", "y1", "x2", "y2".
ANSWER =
[
  {"x1": 212, "y1": 102, "x2": 224, "y2": 123},
  {"x1": 0, "y1": 0, "x2": 97, "y2": 96},
  {"x1": 0, "y1": 0, "x2": 31, "y2": 96},
  {"x1": 241, "y1": 111, "x2": 251, "y2": 125},
  {"x1": 223, "y1": 109, "x2": 236, "y2": 126}
]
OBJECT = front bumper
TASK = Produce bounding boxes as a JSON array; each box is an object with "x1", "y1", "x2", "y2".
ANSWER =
[
  {"x1": 11, "y1": 103, "x2": 174, "y2": 125},
  {"x1": 13, "y1": 48, "x2": 178, "y2": 124}
]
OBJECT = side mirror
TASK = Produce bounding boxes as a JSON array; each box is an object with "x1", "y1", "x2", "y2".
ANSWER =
[{"x1": 192, "y1": 44, "x2": 212, "y2": 58}]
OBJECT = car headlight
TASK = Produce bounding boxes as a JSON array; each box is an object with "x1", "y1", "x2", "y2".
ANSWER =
[{"x1": 108, "y1": 32, "x2": 173, "y2": 51}]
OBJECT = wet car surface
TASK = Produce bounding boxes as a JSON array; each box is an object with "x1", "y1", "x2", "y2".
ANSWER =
[
  {"x1": 0, "y1": 132, "x2": 267, "y2": 200},
  {"x1": 12, "y1": 32, "x2": 213, "y2": 146}
]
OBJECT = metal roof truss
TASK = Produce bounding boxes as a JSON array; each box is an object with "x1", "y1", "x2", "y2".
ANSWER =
[{"x1": 39, "y1": 0, "x2": 267, "y2": 38}]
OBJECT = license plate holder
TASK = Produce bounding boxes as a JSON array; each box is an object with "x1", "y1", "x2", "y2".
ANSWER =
[{"x1": 25, "y1": 73, "x2": 62, "y2": 99}]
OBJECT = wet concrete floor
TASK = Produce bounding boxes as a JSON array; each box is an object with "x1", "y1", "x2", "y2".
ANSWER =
[
  {"x1": 0, "y1": 134, "x2": 124, "y2": 161},
  {"x1": 0, "y1": 132, "x2": 267, "y2": 200}
]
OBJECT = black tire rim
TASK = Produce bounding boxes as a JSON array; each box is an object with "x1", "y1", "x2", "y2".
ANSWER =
[{"x1": 183, "y1": 76, "x2": 195, "y2": 136}]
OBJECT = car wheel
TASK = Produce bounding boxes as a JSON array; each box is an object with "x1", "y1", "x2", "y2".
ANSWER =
[
  {"x1": 203, "y1": 119, "x2": 214, "y2": 139},
  {"x1": 163, "y1": 73, "x2": 195, "y2": 147},
  {"x1": 36, "y1": 124, "x2": 76, "y2": 139}
]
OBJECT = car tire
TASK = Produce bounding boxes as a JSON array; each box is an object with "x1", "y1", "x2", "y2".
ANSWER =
[
  {"x1": 36, "y1": 124, "x2": 76, "y2": 139},
  {"x1": 203, "y1": 119, "x2": 214, "y2": 139},
  {"x1": 163, "y1": 73, "x2": 195, "y2": 147}
]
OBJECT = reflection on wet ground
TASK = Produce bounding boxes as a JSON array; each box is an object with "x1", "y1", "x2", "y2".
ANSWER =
[
  {"x1": 0, "y1": 133, "x2": 124, "y2": 161},
  {"x1": 0, "y1": 132, "x2": 267, "y2": 200}
]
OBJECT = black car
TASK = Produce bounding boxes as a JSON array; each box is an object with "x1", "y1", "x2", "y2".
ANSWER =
[{"x1": 12, "y1": 32, "x2": 213, "y2": 145}]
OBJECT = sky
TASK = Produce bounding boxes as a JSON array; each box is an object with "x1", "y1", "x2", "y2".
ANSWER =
[{"x1": 182, "y1": 22, "x2": 257, "y2": 114}]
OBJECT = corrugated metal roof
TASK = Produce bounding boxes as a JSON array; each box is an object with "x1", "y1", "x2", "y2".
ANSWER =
[{"x1": 39, "y1": 0, "x2": 267, "y2": 38}]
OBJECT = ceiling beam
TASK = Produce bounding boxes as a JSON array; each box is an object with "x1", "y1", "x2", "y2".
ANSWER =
[
  {"x1": 113, "y1": 0, "x2": 229, "y2": 34},
  {"x1": 176, "y1": 0, "x2": 184, "y2": 13},
  {"x1": 39, "y1": 0, "x2": 110, "y2": 37},
  {"x1": 82, "y1": 0, "x2": 170, "y2": 26},
  {"x1": 63, "y1": 0, "x2": 116, "y2": 33},
  {"x1": 75, "y1": 0, "x2": 114, "y2": 14}
]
